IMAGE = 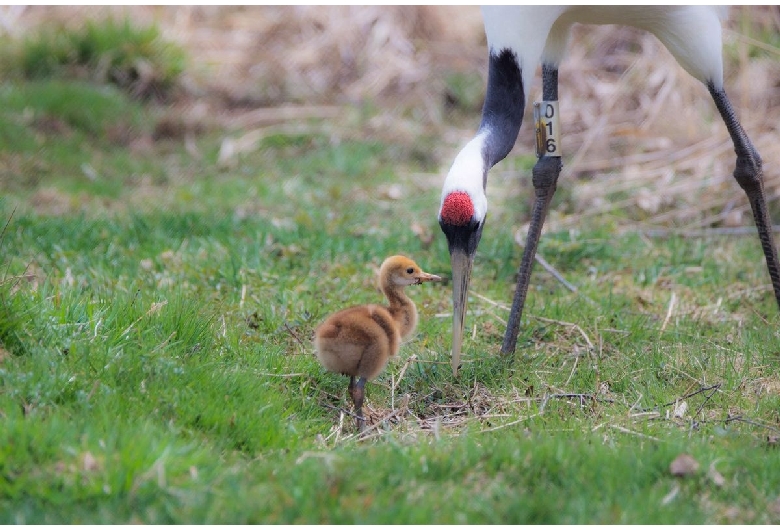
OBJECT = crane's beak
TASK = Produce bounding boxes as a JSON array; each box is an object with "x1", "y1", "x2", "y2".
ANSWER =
[
  {"x1": 449, "y1": 248, "x2": 473, "y2": 377},
  {"x1": 441, "y1": 213, "x2": 484, "y2": 377}
]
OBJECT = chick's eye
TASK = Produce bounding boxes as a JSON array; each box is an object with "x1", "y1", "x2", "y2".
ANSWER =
[{"x1": 406, "y1": 267, "x2": 414, "y2": 274}]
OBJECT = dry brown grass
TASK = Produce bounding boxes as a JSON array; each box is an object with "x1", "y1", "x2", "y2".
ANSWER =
[{"x1": 3, "y1": 5, "x2": 779, "y2": 225}]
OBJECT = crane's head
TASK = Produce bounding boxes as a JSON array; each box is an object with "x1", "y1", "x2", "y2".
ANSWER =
[{"x1": 438, "y1": 135, "x2": 489, "y2": 376}]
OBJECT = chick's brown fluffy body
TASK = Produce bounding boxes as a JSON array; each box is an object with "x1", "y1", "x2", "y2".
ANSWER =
[{"x1": 314, "y1": 256, "x2": 439, "y2": 382}]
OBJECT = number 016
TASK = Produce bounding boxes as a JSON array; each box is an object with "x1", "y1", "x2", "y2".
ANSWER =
[{"x1": 534, "y1": 101, "x2": 561, "y2": 158}]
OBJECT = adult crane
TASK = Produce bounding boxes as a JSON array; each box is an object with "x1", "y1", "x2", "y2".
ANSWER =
[{"x1": 438, "y1": 6, "x2": 780, "y2": 376}]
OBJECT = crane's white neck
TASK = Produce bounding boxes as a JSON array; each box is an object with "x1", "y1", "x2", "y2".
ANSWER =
[{"x1": 440, "y1": 132, "x2": 489, "y2": 223}]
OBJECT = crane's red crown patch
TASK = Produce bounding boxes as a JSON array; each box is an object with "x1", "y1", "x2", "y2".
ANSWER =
[{"x1": 440, "y1": 191, "x2": 474, "y2": 226}]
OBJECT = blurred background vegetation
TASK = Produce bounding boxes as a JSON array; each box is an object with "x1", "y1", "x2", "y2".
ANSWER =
[{"x1": 1, "y1": 5, "x2": 778, "y2": 227}]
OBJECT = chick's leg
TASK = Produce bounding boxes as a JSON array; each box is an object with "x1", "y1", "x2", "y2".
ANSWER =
[{"x1": 349, "y1": 376, "x2": 367, "y2": 432}]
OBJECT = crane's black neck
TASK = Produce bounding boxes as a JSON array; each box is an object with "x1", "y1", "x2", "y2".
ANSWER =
[{"x1": 478, "y1": 48, "x2": 525, "y2": 171}]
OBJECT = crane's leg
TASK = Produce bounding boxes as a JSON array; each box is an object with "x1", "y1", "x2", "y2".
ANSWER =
[
  {"x1": 502, "y1": 65, "x2": 563, "y2": 355},
  {"x1": 709, "y1": 84, "x2": 780, "y2": 311},
  {"x1": 348, "y1": 376, "x2": 367, "y2": 432}
]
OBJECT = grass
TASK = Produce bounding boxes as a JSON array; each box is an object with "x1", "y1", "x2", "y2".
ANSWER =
[
  {"x1": 2, "y1": 28, "x2": 780, "y2": 524},
  {"x1": 2, "y1": 18, "x2": 185, "y2": 100}
]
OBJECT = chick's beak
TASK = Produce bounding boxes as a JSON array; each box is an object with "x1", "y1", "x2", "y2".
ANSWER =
[
  {"x1": 449, "y1": 248, "x2": 472, "y2": 377},
  {"x1": 415, "y1": 271, "x2": 442, "y2": 285}
]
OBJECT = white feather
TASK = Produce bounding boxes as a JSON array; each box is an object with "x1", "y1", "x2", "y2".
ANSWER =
[
  {"x1": 482, "y1": 5, "x2": 728, "y2": 93},
  {"x1": 440, "y1": 131, "x2": 489, "y2": 222}
]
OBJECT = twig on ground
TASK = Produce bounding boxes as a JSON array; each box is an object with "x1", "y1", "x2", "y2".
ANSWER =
[
  {"x1": 725, "y1": 415, "x2": 780, "y2": 435},
  {"x1": 391, "y1": 354, "x2": 417, "y2": 408},
  {"x1": 534, "y1": 252, "x2": 580, "y2": 295},
  {"x1": 539, "y1": 393, "x2": 613, "y2": 414},
  {"x1": 255, "y1": 371, "x2": 308, "y2": 378},
  {"x1": 480, "y1": 413, "x2": 540, "y2": 433},
  {"x1": 661, "y1": 484, "x2": 681, "y2": 506},
  {"x1": 630, "y1": 411, "x2": 661, "y2": 420},
  {"x1": 321, "y1": 402, "x2": 356, "y2": 419},
  {"x1": 295, "y1": 451, "x2": 340, "y2": 466},
  {"x1": 659, "y1": 291, "x2": 676, "y2": 333},
  {"x1": 283, "y1": 322, "x2": 306, "y2": 349},
  {"x1": 628, "y1": 392, "x2": 644, "y2": 414},
  {"x1": 85, "y1": 380, "x2": 101, "y2": 402},
  {"x1": 417, "y1": 357, "x2": 470, "y2": 365},
  {"x1": 513, "y1": 225, "x2": 599, "y2": 305},
  {"x1": 469, "y1": 291, "x2": 510, "y2": 311},
  {"x1": 346, "y1": 394, "x2": 411, "y2": 442},
  {"x1": 691, "y1": 384, "x2": 720, "y2": 420},
  {"x1": 639, "y1": 383, "x2": 722, "y2": 412},
  {"x1": 0, "y1": 206, "x2": 15, "y2": 246},
  {"x1": 564, "y1": 355, "x2": 579, "y2": 386},
  {"x1": 513, "y1": 230, "x2": 578, "y2": 294},
  {"x1": 610, "y1": 424, "x2": 661, "y2": 441},
  {"x1": 150, "y1": 331, "x2": 176, "y2": 354},
  {"x1": 642, "y1": 225, "x2": 780, "y2": 238},
  {"x1": 533, "y1": 316, "x2": 595, "y2": 351},
  {"x1": 322, "y1": 410, "x2": 345, "y2": 444},
  {"x1": 121, "y1": 301, "x2": 168, "y2": 338}
]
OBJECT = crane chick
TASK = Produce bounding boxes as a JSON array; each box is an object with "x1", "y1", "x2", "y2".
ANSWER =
[{"x1": 314, "y1": 255, "x2": 441, "y2": 431}]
